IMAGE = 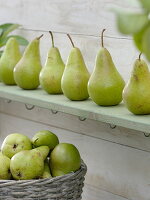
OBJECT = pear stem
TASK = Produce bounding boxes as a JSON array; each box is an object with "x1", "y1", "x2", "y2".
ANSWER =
[
  {"x1": 49, "y1": 31, "x2": 54, "y2": 47},
  {"x1": 139, "y1": 52, "x2": 142, "y2": 60},
  {"x1": 37, "y1": 34, "x2": 44, "y2": 40},
  {"x1": 67, "y1": 34, "x2": 75, "y2": 47},
  {"x1": 101, "y1": 29, "x2": 106, "y2": 48}
]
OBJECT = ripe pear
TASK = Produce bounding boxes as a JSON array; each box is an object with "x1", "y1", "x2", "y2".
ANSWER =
[
  {"x1": 40, "y1": 31, "x2": 65, "y2": 94},
  {"x1": 50, "y1": 143, "x2": 81, "y2": 177},
  {"x1": 0, "y1": 153, "x2": 11, "y2": 179},
  {"x1": 88, "y1": 29, "x2": 125, "y2": 106},
  {"x1": 31, "y1": 130, "x2": 59, "y2": 150},
  {"x1": 123, "y1": 54, "x2": 150, "y2": 114},
  {"x1": 14, "y1": 35, "x2": 43, "y2": 89},
  {"x1": 41, "y1": 159, "x2": 52, "y2": 179},
  {"x1": 33, "y1": 146, "x2": 50, "y2": 160},
  {"x1": 0, "y1": 37, "x2": 21, "y2": 85},
  {"x1": 10, "y1": 146, "x2": 48, "y2": 180},
  {"x1": 61, "y1": 34, "x2": 90, "y2": 101},
  {"x1": 1, "y1": 133, "x2": 32, "y2": 158}
]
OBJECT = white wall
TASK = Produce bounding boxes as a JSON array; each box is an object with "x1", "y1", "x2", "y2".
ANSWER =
[
  {"x1": 0, "y1": 1, "x2": 150, "y2": 200},
  {"x1": 0, "y1": 0, "x2": 140, "y2": 81}
]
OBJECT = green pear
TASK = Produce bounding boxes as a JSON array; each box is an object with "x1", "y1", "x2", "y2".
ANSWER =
[
  {"x1": 88, "y1": 29, "x2": 125, "y2": 106},
  {"x1": 31, "y1": 130, "x2": 59, "y2": 150},
  {"x1": 0, "y1": 37, "x2": 21, "y2": 85},
  {"x1": 33, "y1": 146, "x2": 49, "y2": 160},
  {"x1": 123, "y1": 54, "x2": 150, "y2": 114},
  {"x1": 40, "y1": 31, "x2": 65, "y2": 94},
  {"x1": 41, "y1": 159, "x2": 52, "y2": 179},
  {"x1": 1, "y1": 133, "x2": 32, "y2": 158},
  {"x1": 50, "y1": 143, "x2": 81, "y2": 177},
  {"x1": 14, "y1": 35, "x2": 43, "y2": 89},
  {"x1": 61, "y1": 34, "x2": 90, "y2": 101},
  {"x1": 10, "y1": 147, "x2": 47, "y2": 180},
  {"x1": 0, "y1": 153, "x2": 11, "y2": 179}
]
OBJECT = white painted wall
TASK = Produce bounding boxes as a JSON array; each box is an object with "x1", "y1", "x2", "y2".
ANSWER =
[
  {"x1": 0, "y1": 1, "x2": 150, "y2": 200},
  {"x1": 0, "y1": 0, "x2": 141, "y2": 82}
]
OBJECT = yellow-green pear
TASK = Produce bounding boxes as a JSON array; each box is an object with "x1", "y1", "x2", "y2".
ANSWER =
[
  {"x1": 40, "y1": 31, "x2": 65, "y2": 94},
  {"x1": 10, "y1": 147, "x2": 47, "y2": 180},
  {"x1": 41, "y1": 159, "x2": 52, "y2": 179},
  {"x1": 31, "y1": 130, "x2": 59, "y2": 150},
  {"x1": 1, "y1": 133, "x2": 32, "y2": 159},
  {"x1": 61, "y1": 34, "x2": 90, "y2": 101},
  {"x1": 0, "y1": 37, "x2": 21, "y2": 85},
  {"x1": 123, "y1": 54, "x2": 150, "y2": 114},
  {"x1": 33, "y1": 146, "x2": 50, "y2": 160},
  {"x1": 50, "y1": 143, "x2": 81, "y2": 177},
  {"x1": 0, "y1": 152, "x2": 11, "y2": 180},
  {"x1": 14, "y1": 35, "x2": 43, "y2": 89},
  {"x1": 88, "y1": 29, "x2": 125, "y2": 106}
]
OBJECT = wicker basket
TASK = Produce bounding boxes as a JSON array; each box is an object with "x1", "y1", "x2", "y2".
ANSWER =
[{"x1": 0, "y1": 160, "x2": 87, "y2": 200}]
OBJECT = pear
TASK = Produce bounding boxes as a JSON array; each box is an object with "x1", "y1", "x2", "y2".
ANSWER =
[
  {"x1": 61, "y1": 34, "x2": 90, "y2": 101},
  {"x1": 0, "y1": 37, "x2": 21, "y2": 85},
  {"x1": 14, "y1": 35, "x2": 43, "y2": 89},
  {"x1": 10, "y1": 146, "x2": 48, "y2": 180},
  {"x1": 123, "y1": 54, "x2": 150, "y2": 115},
  {"x1": 50, "y1": 143, "x2": 81, "y2": 177},
  {"x1": 1, "y1": 133, "x2": 32, "y2": 159},
  {"x1": 0, "y1": 153, "x2": 11, "y2": 179},
  {"x1": 41, "y1": 159, "x2": 52, "y2": 179},
  {"x1": 33, "y1": 146, "x2": 50, "y2": 160},
  {"x1": 88, "y1": 29, "x2": 125, "y2": 106},
  {"x1": 40, "y1": 31, "x2": 65, "y2": 94},
  {"x1": 31, "y1": 130, "x2": 59, "y2": 150}
]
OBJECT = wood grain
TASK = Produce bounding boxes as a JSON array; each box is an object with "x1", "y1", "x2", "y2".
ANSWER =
[
  {"x1": 0, "y1": 99, "x2": 150, "y2": 153},
  {"x1": 83, "y1": 184, "x2": 128, "y2": 200},
  {"x1": 0, "y1": 0, "x2": 140, "y2": 37},
  {"x1": 0, "y1": 86, "x2": 150, "y2": 141}
]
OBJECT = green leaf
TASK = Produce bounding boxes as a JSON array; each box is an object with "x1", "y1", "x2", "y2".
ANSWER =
[
  {"x1": 142, "y1": 26, "x2": 150, "y2": 61},
  {"x1": 0, "y1": 50, "x2": 3, "y2": 58},
  {"x1": 0, "y1": 23, "x2": 20, "y2": 39},
  {"x1": 0, "y1": 36, "x2": 11, "y2": 47},
  {"x1": 7, "y1": 35, "x2": 28, "y2": 46},
  {"x1": 0, "y1": 37, "x2": 9, "y2": 47},
  {"x1": 133, "y1": 24, "x2": 149, "y2": 51},
  {"x1": 116, "y1": 12, "x2": 148, "y2": 34},
  {"x1": 139, "y1": 0, "x2": 150, "y2": 12},
  {"x1": 0, "y1": 35, "x2": 28, "y2": 47},
  {"x1": 0, "y1": 23, "x2": 14, "y2": 31},
  {"x1": 0, "y1": 29, "x2": 3, "y2": 37}
]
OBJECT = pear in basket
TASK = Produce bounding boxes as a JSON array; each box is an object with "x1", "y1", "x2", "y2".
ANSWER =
[
  {"x1": 31, "y1": 130, "x2": 59, "y2": 150},
  {"x1": 0, "y1": 153, "x2": 11, "y2": 179},
  {"x1": 10, "y1": 146, "x2": 49, "y2": 180},
  {"x1": 1, "y1": 133, "x2": 32, "y2": 158},
  {"x1": 50, "y1": 143, "x2": 81, "y2": 177}
]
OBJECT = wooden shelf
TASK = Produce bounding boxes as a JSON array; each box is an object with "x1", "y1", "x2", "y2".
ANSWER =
[{"x1": 0, "y1": 83, "x2": 149, "y2": 133}]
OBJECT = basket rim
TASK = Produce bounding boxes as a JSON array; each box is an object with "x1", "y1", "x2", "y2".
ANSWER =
[{"x1": 0, "y1": 159, "x2": 87, "y2": 184}]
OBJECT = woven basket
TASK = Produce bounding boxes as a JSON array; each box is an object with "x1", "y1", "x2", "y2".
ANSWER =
[{"x1": 0, "y1": 160, "x2": 87, "y2": 200}]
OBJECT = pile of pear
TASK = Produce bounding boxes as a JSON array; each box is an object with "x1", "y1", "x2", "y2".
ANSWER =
[
  {"x1": 0, "y1": 29, "x2": 150, "y2": 115},
  {"x1": 0, "y1": 130, "x2": 81, "y2": 180}
]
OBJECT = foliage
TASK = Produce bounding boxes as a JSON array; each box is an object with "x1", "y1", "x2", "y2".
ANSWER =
[
  {"x1": 0, "y1": 23, "x2": 28, "y2": 57},
  {"x1": 114, "y1": 0, "x2": 150, "y2": 61}
]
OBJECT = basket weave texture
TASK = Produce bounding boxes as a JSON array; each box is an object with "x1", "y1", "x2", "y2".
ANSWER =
[{"x1": 0, "y1": 160, "x2": 87, "y2": 200}]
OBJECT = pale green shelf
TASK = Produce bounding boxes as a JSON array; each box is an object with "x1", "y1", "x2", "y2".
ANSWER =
[{"x1": 0, "y1": 83, "x2": 149, "y2": 133}]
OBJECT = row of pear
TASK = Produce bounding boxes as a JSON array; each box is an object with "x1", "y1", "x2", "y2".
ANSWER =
[{"x1": 0, "y1": 30, "x2": 148, "y2": 115}]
